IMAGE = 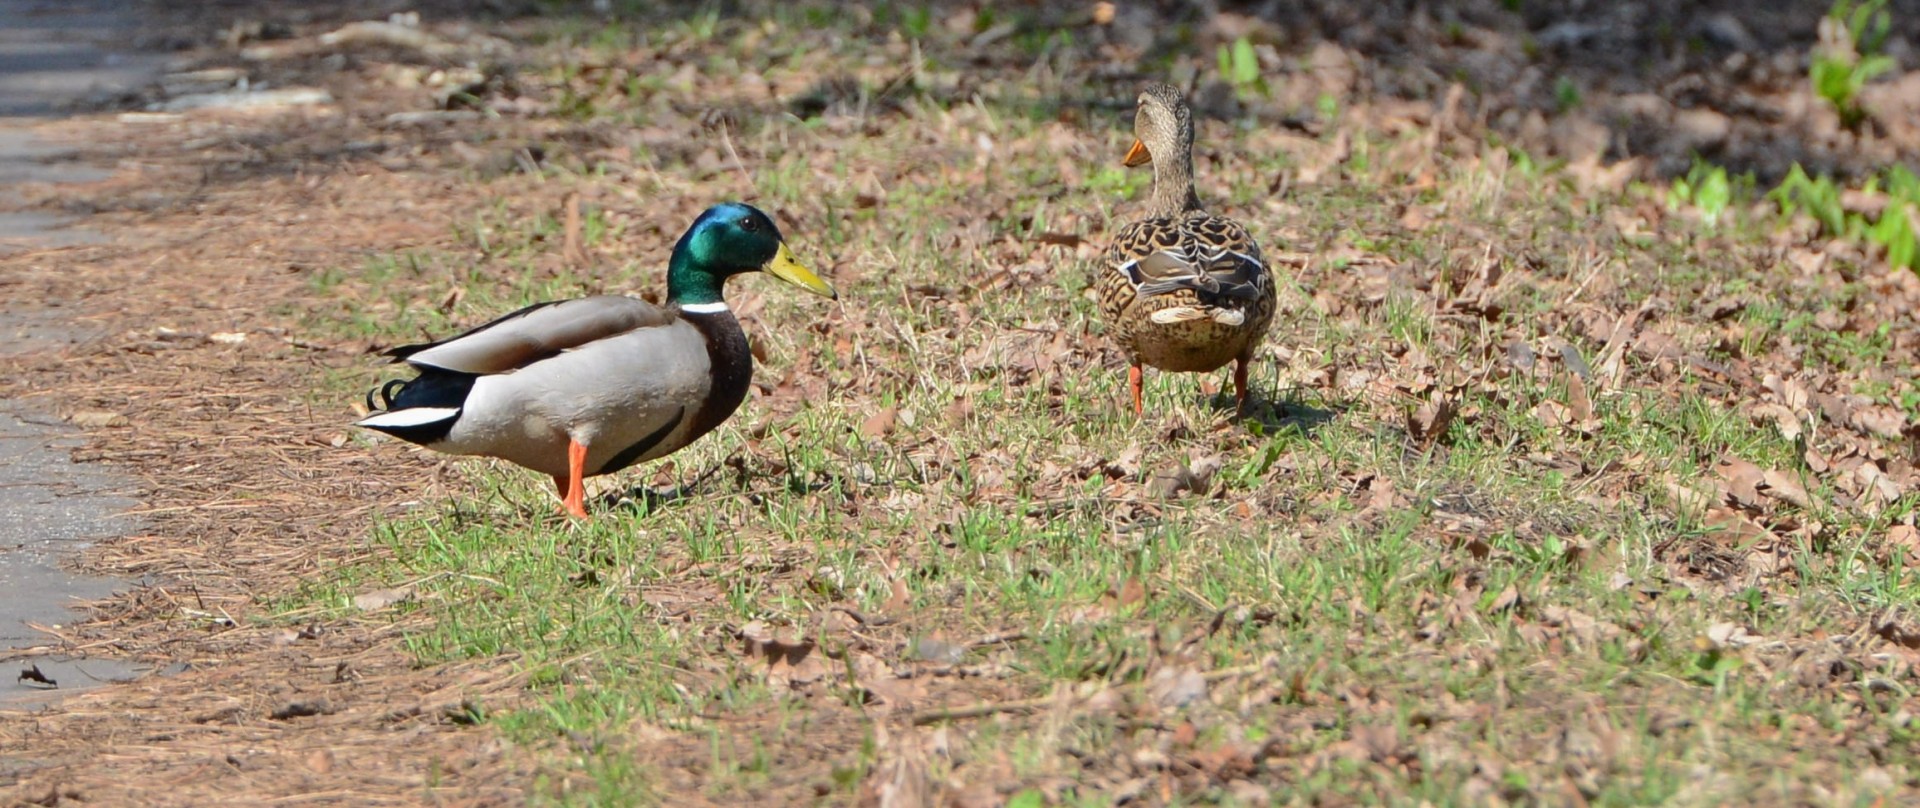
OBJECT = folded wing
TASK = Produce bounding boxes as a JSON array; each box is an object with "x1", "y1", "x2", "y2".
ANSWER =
[
  {"x1": 389, "y1": 296, "x2": 677, "y2": 374},
  {"x1": 1112, "y1": 215, "x2": 1266, "y2": 306}
]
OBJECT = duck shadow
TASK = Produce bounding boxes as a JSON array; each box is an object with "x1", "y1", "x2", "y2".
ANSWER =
[
  {"x1": 1206, "y1": 389, "x2": 1343, "y2": 436},
  {"x1": 595, "y1": 483, "x2": 698, "y2": 516},
  {"x1": 590, "y1": 458, "x2": 845, "y2": 516}
]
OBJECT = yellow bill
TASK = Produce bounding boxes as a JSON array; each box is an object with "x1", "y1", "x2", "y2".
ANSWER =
[
  {"x1": 1122, "y1": 139, "x2": 1152, "y2": 167},
  {"x1": 763, "y1": 242, "x2": 837, "y2": 299}
]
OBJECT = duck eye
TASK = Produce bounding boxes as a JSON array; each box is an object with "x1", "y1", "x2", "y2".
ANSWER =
[{"x1": 738, "y1": 216, "x2": 760, "y2": 232}]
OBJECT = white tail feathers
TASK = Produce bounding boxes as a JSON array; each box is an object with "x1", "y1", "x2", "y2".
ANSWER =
[
  {"x1": 357, "y1": 407, "x2": 459, "y2": 429},
  {"x1": 1149, "y1": 306, "x2": 1245, "y2": 326},
  {"x1": 1149, "y1": 306, "x2": 1211, "y2": 324}
]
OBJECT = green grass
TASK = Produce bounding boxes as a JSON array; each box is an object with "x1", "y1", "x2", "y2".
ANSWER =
[{"x1": 281, "y1": 2, "x2": 1920, "y2": 804}]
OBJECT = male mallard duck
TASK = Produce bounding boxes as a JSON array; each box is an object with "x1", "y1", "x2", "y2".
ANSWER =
[
  {"x1": 1098, "y1": 83, "x2": 1274, "y2": 415},
  {"x1": 356, "y1": 202, "x2": 836, "y2": 519}
]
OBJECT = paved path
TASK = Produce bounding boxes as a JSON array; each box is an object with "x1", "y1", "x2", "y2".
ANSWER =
[{"x1": 0, "y1": 0, "x2": 165, "y2": 705}]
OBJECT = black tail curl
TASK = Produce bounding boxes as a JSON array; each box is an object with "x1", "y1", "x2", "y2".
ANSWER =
[{"x1": 365, "y1": 378, "x2": 410, "y2": 412}]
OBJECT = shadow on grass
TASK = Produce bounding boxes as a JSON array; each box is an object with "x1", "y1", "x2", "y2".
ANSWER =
[{"x1": 1207, "y1": 388, "x2": 1344, "y2": 436}]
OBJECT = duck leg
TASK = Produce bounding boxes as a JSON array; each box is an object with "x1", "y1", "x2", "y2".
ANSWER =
[
  {"x1": 1232, "y1": 351, "x2": 1252, "y2": 416},
  {"x1": 1128, "y1": 363, "x2": 1144, "y2": 415},
  {"x1": 559, "y1": 438, "x2": 590, "y2": 519}
]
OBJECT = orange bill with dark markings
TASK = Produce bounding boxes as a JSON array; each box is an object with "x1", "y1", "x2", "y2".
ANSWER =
[{"x1": 1122, "y1": 139, "x2": 1152, "y2": 167}]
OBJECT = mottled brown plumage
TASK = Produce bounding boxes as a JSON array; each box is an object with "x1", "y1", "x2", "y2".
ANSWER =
[{"x1": 1099, "y1": 83, "x2": 1275, "y2": 414}]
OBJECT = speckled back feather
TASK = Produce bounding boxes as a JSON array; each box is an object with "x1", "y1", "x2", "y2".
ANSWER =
[{"x1": 1100, "y1": 211, "x2": 1275, "y2": 374}]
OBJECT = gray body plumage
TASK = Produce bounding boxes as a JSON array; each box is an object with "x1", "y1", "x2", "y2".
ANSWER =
[{"x1": 359, "y1": 295, "x2": 727, "y2": 478}]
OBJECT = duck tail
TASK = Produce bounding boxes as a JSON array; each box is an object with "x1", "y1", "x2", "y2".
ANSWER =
[{"x1": 355, "y1": 370, "x2": 477, "y2": 445}]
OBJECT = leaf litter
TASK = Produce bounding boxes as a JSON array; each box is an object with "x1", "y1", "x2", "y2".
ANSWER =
[{"x1": 5, "y1": 0, "x2": 1920, "y2": 805}]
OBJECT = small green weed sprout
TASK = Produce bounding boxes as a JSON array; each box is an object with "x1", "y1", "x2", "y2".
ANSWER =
[
  {"x1": 1216, "y1": 37, "x2": 1267, "y2": 100},
  {"x1": 1668, "y1": 158, "x2": 1739, "y2": 228},
  {"x1": 1811, "y1": 0, "x2": 1895, "y2": 130},
  {"x1": 1770, "y1": 163, "x2": 1920, "y2": 271}
]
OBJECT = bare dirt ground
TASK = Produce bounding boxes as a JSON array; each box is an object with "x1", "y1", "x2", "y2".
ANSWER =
[{"x1": 3, "y1": 0, "x2": 1920, "y2": 805}]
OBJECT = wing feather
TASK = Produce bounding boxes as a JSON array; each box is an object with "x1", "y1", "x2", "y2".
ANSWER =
[
  {"x1": 1109, "y1": 215, "x2": 1267, "y2": 304},
  {"x1": 389, "y1": 296, "x2": 677, "y2": 374}
]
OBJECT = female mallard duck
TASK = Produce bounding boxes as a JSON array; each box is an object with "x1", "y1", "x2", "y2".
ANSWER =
[
  {"x1": 1098, "y1": 83, "x2": 1274, "y2": 415},
  {"x1": 356, "y1": 202, "x2": 836, "y2": 519}
]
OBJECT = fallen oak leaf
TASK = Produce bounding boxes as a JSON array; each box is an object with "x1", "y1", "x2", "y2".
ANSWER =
[
  {"x1": 910, "y1": 636, "x2": 967, "y2": 664},
  {"x1": 882, "y1": 576, "x2": 912, "y2": 613},
  {"x1": 1564, "y1": 374, "x2": 1599, "y2": 432},
  {"x1": 1713, "y1": 455, "x2": 1766, "y2": 510},
  {"x1": 1407, "y1": 393, "x2": 1460, "y2": 451},
  {"x1": 69, "y1": 410, "x2": 129, "y2": 428},
  {"x1": 1485, "y1": 584, "x2": 1524, "y2": 615},
  {"x1": 1630, "y1": 328, "x2": 1685, "y2": 362},
  {"x1": 1760, "y1": 469, "x2": 1812, "y2": 509},
  {"x1": 352, "y1": 586, "x2": 415, "y2": 611},
  {"x1": 1148, "y1": 666, "x2": 1208, "y2": 709},
  {"x1": 1535, "y1": 399, "x2": 1571, "y2": 429},
  {"x1": 738, "y1": 621, "x2": 830, "y2": 690},
  {"x1": 1147, "y1": 454, "x2": 1223, "y2": 499},
  {"x1": 1749, "y1": 402, "x2": 1804, "y2": 442},
  {"x1": 1663, "y1": 475, "x2": 1717, "y2": 514},
  {"x1": 1886, "y1": 524, "x2": 1920, "y2": 557},
  {"x1": 861, "y1": 406, "x2": 899, "y2": 438}
]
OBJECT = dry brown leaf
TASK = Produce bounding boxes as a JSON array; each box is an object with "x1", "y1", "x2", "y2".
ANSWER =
[
  {"x1": 1877, "y1": 621, "x2": 1920, "y2": 650},
  {"x1": 1663, "y1": 476, "x2": 1716, "y2": 514},
  {"x1": 561, "y1": 192, "x2": 584, "y2": 267},
  {"x1": 1760, "y1": 469, "x2": 1812, "y2": 509},
  {"x1": 1149, "y1": 666, "x2": 1208, "y2": 709},
  {"x1": 305, "y1": 749, "x2": 334, "y2": 775},
  {"x1": 1541, "y1": 605, "x2": 1620, "y2": 645},
  {"x1": 1535, "y1": 399, "x2": 1570, "y2": 429},
  {"x1": 1565, "y1": 374, "x2": 1595, "y2": 425},
  {"x1": 1354, "y1": 474, "x2": 1408, "y2": 515},
  {"x1": 1347, "y1": 723, "x2": 1404, "y2": 764},
  {"x1": 1762, "y1": 373, "x2": 1811, "y2": 412},
  {"x1": 1568, "y1": 154, "x2": 1641, "y2": 195},
  {"x1": 1148, "y1": 454, "x2": 1223, "y2": 499},
  {"x1": 1856, "y1": 463, "x2": 1905, "y2": 509},
  {"x1": 1398, "y1": 203, "x2": 1432, "y2": 231},
  {"x1": 1408, "y1": 394, "x2": 1460, "y2": 451},
  {"x1": 1703, "y1": 621, "x2": 1758, "y2": 649},
  {"x1": 1486, "y1": 584, "x2": 1523, "y2": 614},
  {"x1": 861, "y1": 406, "x2": 898, "y2": 438},
  {"x1": 739, "y1": 621, "x2": 828, "y2": 690},
  {"x1": 854, "y1": 652, "x2": 925, "y2": 712},
  {"x1": 1750, "y1": 402, "x2": 1805, "y2": 442},
  {"x1": 1887, "y1": 524, "x2": 1920, "y2": 555},
  {"x1": 1630, "y1": 329, "x2": 1685, "y2": 362},
  {"x1": 910, "y1": 636, "x2": 966, "y2": 664},
  {"x1": 1069, "y1": 577, "x2": 1148, "y2": 623},
  {"x1": 352, "y1": 586, "x2": 415, "y2": 611},
  {"x1": 943, "y1": 396, "x2": 973, "y2": 427},
  {"x1": 69, "y1": 410, "x2": 129, "y2": 428},
  {"x1": 883, "y1": 577, "x2": 912, "y2": 613},
  {"x1": 1713, "y1": 455, "x2": 1766, "y2": 510},
  {"x1": 1702, "y1": 508, "x2": 1787, "y2": 579},
  {"x1": 1852, "y1": 404, "x2": 1910, "y2": 440}
]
